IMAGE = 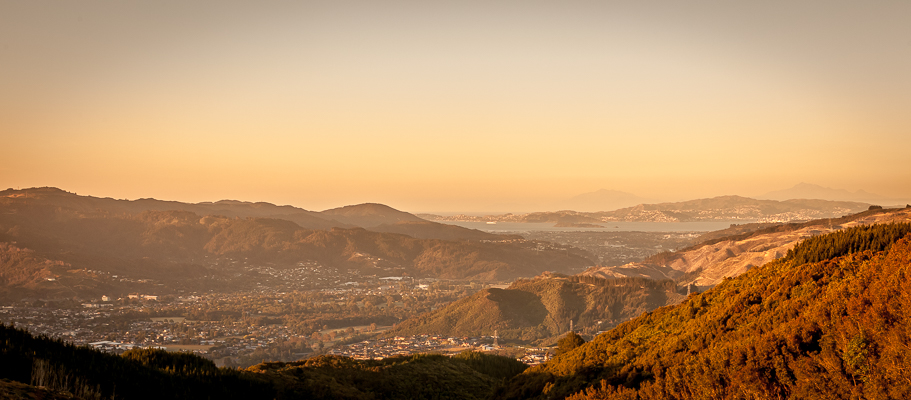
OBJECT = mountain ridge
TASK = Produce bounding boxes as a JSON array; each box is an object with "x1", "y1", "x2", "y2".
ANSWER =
[
  {"x1": 421, "y1": 195, "x2": 872, "y2": 224},
  {"x1": 757, "y1": 182, "x2": 894, "y2": 204},
  {"x1": 0, "y1": 192, "x2": 596, "y2": 300},
  {"x1": 0, "y1": 187, "x2": 500, "y2": 242}
]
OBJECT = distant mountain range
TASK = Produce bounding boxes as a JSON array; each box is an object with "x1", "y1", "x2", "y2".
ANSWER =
[
  {"x1": 1, "y1": 187, "x2": 500, "y2": 240},
  {"x1": 573, "y1": 195, "x2": 870, "y2": 223},
  {"x1": 423, "y1": 195, "x2": 873, "y2": 225},
  {"x1": 560, "y1": 184, "x2": 905, "y2": 213},
  {"x1": 0, "y1": 188, "x2": 595, "y2": 300},
  {"x1": 757, "y1": 182, "x2": 900, "y2": 204}
]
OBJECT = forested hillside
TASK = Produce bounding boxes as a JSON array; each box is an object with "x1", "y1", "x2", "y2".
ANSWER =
[{"x1": 495, "y1": 223, "x2": 911, "y2": 399}]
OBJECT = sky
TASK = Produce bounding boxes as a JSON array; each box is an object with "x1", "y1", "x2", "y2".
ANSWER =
[{"x1": 2, "y1": 1, "x2": 910, "y2": 212}]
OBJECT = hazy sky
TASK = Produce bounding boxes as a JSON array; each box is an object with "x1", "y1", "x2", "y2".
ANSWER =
[{"x1": 2, "y1": 1, "x2": 910, "y2": 212}]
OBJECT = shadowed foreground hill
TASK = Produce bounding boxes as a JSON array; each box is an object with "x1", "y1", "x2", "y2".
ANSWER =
[
  {"x1": 495, "y1": 223, "x2": 911, "y2": 399},
  {"x1": 0, "y1": 379, "x2": 78, "y2": 400},
  {"x1": 0, "y1": 322, "x2": 524, "y2": 400},
  {"x1": 0, "y1": 324, "x2": 273, "y2": 400},
  {"x1": 388, "y1": 275, "x2": 683, "y2": 343}
]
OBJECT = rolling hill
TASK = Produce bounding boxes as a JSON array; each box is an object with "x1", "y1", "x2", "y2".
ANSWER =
[
  {"x1": 0, "y1": 321, "x2": 526, "y2": 400},
  {"x1": 387, "y1": 274, "x2": 684, "y2": 344},
  {"x1": 2, "y1": 187, "x2": 347, "y2": 230},
  {"x1": 319, "y1": 203, "x2": 425, "y2": 227},
  {"x1": 0, "y1": 187, "x2": 503, "y2": 241},
  {"x1": 0, "y1": 189, "x2": 595, "y2": 300}
]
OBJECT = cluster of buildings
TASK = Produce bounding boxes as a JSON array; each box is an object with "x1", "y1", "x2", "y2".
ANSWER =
[
  {"x1": 87, "y1": 340, "x2": 162, "y2": 352},
  {"x1": 0, "y1": 302, "x2": 291, "y2": 357},
  {"x1": 517, "y1": 348, "x2": 551, "y2": 366},
  {"x1": 326, "y1": 335, "x2": 491, "y2": 360},
  {"x1": 325, "y1": 334, "x2": 554, "y2": 366},
  {"x1": 3, "y1": 254, "x2": 566, "y2": 368}
]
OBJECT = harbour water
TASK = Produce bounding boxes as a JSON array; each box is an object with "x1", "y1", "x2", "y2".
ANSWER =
[{"x1": 437, "y1": 220, "x2": 747, "y2": 233}]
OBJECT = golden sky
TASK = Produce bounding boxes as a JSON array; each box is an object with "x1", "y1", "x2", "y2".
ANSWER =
[{"x1": 2, "y1": 1, "x2": 910, "y2": 212}]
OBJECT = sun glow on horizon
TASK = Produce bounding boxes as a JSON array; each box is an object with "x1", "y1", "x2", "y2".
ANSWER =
[{"x1": 3, "y1": 1, "x2": 910, "y2": 211}]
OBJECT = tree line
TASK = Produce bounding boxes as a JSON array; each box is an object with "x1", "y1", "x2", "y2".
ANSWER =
[{"x1": 0, "y1": 323, "x2": 272, "y2": 400}]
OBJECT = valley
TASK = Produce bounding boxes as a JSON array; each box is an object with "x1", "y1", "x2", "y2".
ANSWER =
[
  {"x1": 4, "y1": 211, "x2": 911, "y2": 399},
  {"x1": 3, "y1": 187, "x2": 911, "y2": 399}
]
